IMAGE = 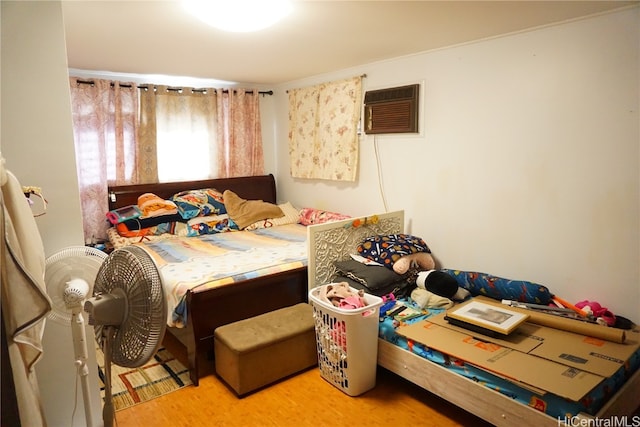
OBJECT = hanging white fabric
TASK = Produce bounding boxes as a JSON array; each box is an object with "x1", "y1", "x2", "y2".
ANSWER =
[{"x1": 1, "y1": 158, "x2": 51, "y2": 427}]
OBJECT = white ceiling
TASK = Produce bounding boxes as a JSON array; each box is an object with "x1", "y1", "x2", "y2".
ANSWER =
[{"x1": 62, "y1": 1, "x2": 637, "y2": 86}]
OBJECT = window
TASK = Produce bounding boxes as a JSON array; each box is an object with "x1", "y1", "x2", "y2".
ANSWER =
[{"x1": 70, "y1": 77, "x2": 265, "y2": 242}]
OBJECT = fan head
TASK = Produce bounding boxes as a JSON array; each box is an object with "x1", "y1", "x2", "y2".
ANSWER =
[
  {"x1": 45, "y1": 246, "x2": 108, "y2": 324},
  {"x1": 85, "y1": 245, "x2": 166, "y2": 368},
  {"x1": 64, "y1": 278, "x2": 91, "y2": 307}
]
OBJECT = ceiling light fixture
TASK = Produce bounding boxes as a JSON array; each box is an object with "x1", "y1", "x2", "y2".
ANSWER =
[{"x1": 182, "y1": 0, "x2": 293, "y2": 33}]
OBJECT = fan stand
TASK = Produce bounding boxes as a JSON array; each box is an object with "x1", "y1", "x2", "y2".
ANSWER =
[
  {"x1": 102, "y1": 326, "x2": 116, "y2": 427},
  {"x1": 69, "y1": 305, "x2": 94, "y2": 427},
  {"x1": 44, "y1": 246, "x2": 109, "y2": 427},
  {"x1": 84, "y1": 245, "x2": 167, "y2": 427}
]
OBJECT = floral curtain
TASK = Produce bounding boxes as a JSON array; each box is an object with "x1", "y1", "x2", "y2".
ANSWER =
[
  {"x1": 288, "y1": 76, "x2": 362, "y2": 181},
  {"x1": 216, "y1": 88, "x2": 264, "y2": 177},
  {"x1": 69, "y1": 78, "x2": 139, "y2": 242}
]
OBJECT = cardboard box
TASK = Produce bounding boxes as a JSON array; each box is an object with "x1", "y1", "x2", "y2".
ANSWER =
[
  {"x1": 398, "y1": 320, "x2": 603, "y2": 401},
  {"x1": 529, "y1": 325, "x2": 639, "y2": 377},
  {"x1": 428, "y1": 312, "x2": 640, "y2": 378},
  {"x1": 472, "y1": 297, "x2": 640, "y2": 377},
  {"x1": 397, "y1": 297, "x2": 640, "y2": 402}
]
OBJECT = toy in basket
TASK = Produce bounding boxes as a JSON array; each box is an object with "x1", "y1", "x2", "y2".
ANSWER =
[{"x1": 309, "y1": 284, "x2": 383, "y2": 396}]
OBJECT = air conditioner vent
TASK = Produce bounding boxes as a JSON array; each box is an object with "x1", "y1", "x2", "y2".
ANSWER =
[{"x1": 364, "y1": 84, "x2": 419, "y2": 134}]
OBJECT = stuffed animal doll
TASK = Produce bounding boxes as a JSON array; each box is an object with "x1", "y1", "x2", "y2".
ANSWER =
[
  {"x1": 416, "y1": 270, "x2": 470, "y2": 301},
  {"x1": 392, "y1": 252, "x2": 435, "y2": 274},
  {"x1": 410, "y1": 270, "x2": 470, "y2": 309}
]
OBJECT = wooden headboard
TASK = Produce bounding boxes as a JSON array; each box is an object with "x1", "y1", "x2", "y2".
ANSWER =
[{"x1": 108, "y1": 174, "x2": 277, "y2": 210}]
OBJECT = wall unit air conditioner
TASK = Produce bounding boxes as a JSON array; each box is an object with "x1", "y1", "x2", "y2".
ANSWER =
[{"x1": 363, "y1": 84, "x2": 419, "y2": 134}]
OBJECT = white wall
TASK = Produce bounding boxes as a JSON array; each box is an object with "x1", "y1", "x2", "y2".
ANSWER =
[
  {"x1": 1, "y1": 2, "x2": 103, "y2": 426},
  {"x1": 274, "y1": 7, "x2": 640, "y2": 321}
]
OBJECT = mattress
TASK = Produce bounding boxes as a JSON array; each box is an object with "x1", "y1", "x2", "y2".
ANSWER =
[
  {"x1": 378, "y1": 300, "x2": 640, "y2": 419},
  {"x1": 134, "y1": 223, "x2": 308, "y2": 327}
]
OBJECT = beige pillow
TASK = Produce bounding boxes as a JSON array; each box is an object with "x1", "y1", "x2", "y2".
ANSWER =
[
  {"x1": 244, "y1": 202, "x2": 301, "y2": 231},
  {"x1": 223, "y1": 190, "x2": 284, "y2": 229}
]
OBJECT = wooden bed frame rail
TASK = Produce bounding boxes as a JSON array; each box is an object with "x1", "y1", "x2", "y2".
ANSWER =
[
  {"x1": 183, "y1": 267, "x2": 308, "y2": 385},
  {"x1": 379, "y1": 339, "x2": 640, "y2": 426}
]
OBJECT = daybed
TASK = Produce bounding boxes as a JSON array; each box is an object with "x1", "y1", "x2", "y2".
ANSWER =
[
  {"x1": 107, "y1": 174, "x2": 309, "y2": 385},
  {"x1": 307, "y1": 210, "x2": 640, "y2": 427}
]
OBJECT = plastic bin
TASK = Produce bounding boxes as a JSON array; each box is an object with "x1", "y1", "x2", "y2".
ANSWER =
[{"x1": 308, "y1": 285, "x2": 383, "y2": 396}]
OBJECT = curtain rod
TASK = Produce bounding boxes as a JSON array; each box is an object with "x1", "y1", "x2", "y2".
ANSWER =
[
  {"x1": 75, "y1": 79, "x2": 273, "y2": 96},
  {"x1": 285, "y1": 74, "x2": 367, "y2": 94}
]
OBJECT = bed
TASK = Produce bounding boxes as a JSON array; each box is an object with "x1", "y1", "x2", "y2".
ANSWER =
[
  {"x1": 107, "y1": 174, "x2": 309, "y2": 386},
  {"x1": 307, "y1": 209, "x2": 640, "y2": 426}
]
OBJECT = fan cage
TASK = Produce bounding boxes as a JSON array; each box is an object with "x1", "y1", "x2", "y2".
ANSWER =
[
  {"x1": 93, "y1": 246, "x2": 166, "y2": 368},
  {"x1": 45, "y1": 246, "x2": 108, "y2": 325}
]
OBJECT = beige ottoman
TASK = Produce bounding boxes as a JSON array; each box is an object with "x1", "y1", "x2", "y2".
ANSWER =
[{"x1": 214, "y1": 303, "x2": 317, "y2": 396}]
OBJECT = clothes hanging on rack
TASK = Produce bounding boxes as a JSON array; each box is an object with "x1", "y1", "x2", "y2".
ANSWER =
[
  {"x1": 22, "y1": 186, "x2": 47, "y2": 217},
  {"x1": 1, "y1": 161, "x2": 51, "y2": 427}
]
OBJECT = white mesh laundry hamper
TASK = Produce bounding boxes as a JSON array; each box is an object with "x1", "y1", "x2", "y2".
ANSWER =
[{"x1": 308, "y1": 285, "x2": 383, "y2": 396}]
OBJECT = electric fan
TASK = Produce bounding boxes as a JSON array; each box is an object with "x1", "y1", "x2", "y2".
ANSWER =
[
  {"x1": 44, "y1": 245, "x2": 109, "y2": 427},
  {"x1": 84, "y1": 245, "x2": 166, "y2": 427}
]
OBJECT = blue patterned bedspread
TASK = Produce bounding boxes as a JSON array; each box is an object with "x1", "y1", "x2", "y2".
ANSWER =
[
  {"x1": 379, "y1": 299, "x2": 640, "y2": 419},
  {"x1": 135, "y1": 224, "x2": 308, "y2": 327}
]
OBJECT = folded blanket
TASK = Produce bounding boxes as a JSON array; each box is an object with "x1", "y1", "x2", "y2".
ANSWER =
[{"x1": 138, "y1": 192, "x2": 178, "y2": 218}]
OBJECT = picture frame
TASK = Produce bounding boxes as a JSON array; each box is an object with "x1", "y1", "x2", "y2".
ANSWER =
[{"x1": 445, "y1": 299, "x2": 529, "y2": 335}]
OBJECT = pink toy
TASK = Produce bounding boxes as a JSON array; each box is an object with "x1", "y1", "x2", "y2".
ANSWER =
[
  {"x1": 381, "y1": 293, "x2": 396, "y2": 303},
  {"x1": 575, "y1": 300, "x2": 616, "y2": 327}
]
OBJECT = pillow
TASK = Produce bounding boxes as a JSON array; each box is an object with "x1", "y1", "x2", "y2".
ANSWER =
[
  {"x1": 357, "y1": 233, "x2": 431, "y2": 268},
  {"x1": 244, "y1": 202, "x2": 300, "y2": 231},
  {"x1": 299, "y1": 207, "x2": 350, "y2": 226},
  {"x1": 331, "y1": 273, "x2": 411, "y2": 298},
  {"x1": 137, "y1": 193, "x2": 178, "y2": 218},
  {"x1": 334, "y1": 259, "x2": 405, "y2": 290},
  {"x1": 121, "y1": 212, "x2": 185, "y2": 230},
  {"x1": 170, "y1": 188, "x2": 226, "y2": 220},
  {"x1": 155, "y1": 222, "x2": 189, "y2": 236},
  {"x1": 116, "y1": 221, "x2": 187, "y2": 238},
  {"x1": 186, "y1": 214, "x2": 239, "y2": 236},
  {"x1": 223, "y1": 190, "x2": 283, "y2": 229}
]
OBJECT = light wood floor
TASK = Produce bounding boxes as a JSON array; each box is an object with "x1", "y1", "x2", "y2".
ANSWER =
[{"x1": 115, "y1": 357, "x2": 493, "y2": 427}]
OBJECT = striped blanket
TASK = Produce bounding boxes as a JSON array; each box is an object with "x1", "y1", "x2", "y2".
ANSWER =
[{"x1": 135, "y1": 223, "x2": 308, "y2": 327}]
